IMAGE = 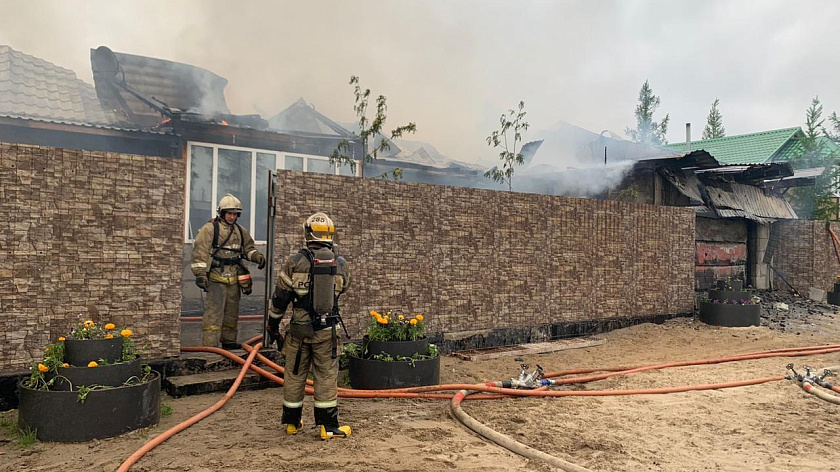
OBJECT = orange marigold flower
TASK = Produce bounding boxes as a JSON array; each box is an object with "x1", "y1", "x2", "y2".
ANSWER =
[
  {"x1": 37, "y1": 363, "x2": 49, "y2": 372},
  {"x1": 378, "y1": 318, "x2": 388, "y2": 325},
  {"x1": 88, "y1": 361, "x2": 98, "y2": 368},
  {"x1": 121, "y1": 329, "x2": 132, "y2": 338},
  {"x1": 416, "y1": 314, "x2": 424, "y2": 321},
  {"x1": 62, "y1": 363, "x2": 69, "y2": 368},
  {"x1": 104, "y1": 323, "x2": 116, "y2": 330},
  {"x1": 370, "y1": 311, "x2": 380, "y2": 318},
  {"x1": 410, "y1": 319, "x2": 418, "y2": 326},
  {"x1": 105, "y1": 334, "x2": 114, "y2": 339},
  {"x1": 58, "y1": 336, "x2": 66, "y2": 342},
  {"x1": 84, "y1": 320, "x2": 95, "y2": 328}
]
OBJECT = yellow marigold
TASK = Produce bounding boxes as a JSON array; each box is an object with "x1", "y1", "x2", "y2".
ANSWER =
[
  {"x1": 120, "y1": 329, "x2": 132, "y2": 338},
  {"x1": 84, "y1": 320, "x2": 95, "y2": 328},
  {"x1": 398, "y1": 315, "x2": 405, "y2": 321},
  {"x1": 62, "y1": 363, "x2": 69, "y2": 368},
  {"x1": 88, "y1": 361, "x2": 98, "y2": 368},
  {"x1": 410, "y1": 319, "x2": 418, "y2": 326},
  {"x1": 58, "y1": 336, "x2": 66, "y2": 342},
  {"x1": 105, "y1": 334, "x2": 114, "y2": 339},
  {"x1": 370, "y1": 311, "x2": 380, "y2": 318},
  {"x1": 416, "y1": 314, "x2": 424, "y2": 321},
  {"x1": 37, "y1": 363, "x2": 49, "y2": 372},
  {"x1": 104, "y1": 323, "x2": 116, "y2": 330}
]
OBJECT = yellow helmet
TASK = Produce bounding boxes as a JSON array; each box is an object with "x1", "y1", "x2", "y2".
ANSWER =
[
  {"x1": 304, "y1": 212, "x2": 335, "y2": 247},
  {"x1": 217, "y1": 194, "x2": 242, "y2": 216}
]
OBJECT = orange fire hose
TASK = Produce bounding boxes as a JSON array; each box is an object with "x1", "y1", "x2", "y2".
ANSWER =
[
  {"x1": 117, "y1": 338, "x2": 840, "y2": 471},
  {"x1": 115, "y1": 342, "x2": 262, "y2": 472}
]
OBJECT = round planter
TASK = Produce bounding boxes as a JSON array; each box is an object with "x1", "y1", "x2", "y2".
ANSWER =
[
  {"x1": 64, "y1": 337, "x2": 124, "y2": 366},
  {"x1": 348, "y1": 355, "x2": 440, "y2": 390},
  {"x1": 18, "y1": 371, "x2": 161, "y2": 442},
  {"x1": 364, "y1": 337, "x2": 429, "y2": 359},
  {"x1": 708, "y1": 289, "x2": 753, "y2": 302},
  {"x1": 698, "y1": 302, "x2": 760, "y2": 327},
  {"x1": 45, "y1": 358, "x2": 143, "y2": 391},
  {"x1": 715, "y1": 280, "x2": 744, "y2": 291},
  {"x1": 828, "y1": 290, "x2": 840, "y2": 306}
]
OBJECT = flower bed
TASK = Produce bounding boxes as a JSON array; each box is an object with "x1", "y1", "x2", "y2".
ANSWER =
[
  {"x1": 346, "y1": 311, "x2": 440, "y2": 389},
  {"x1": 18, "y1": 319, "x2": 160, "y2": 442}
]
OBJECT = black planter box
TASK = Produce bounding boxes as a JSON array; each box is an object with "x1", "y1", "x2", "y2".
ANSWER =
[
  {"x1": 45, "y1": 358, "x2": 143, "y2": 391},
  {"x1": 828, "y1": 291, "x2": 840, "y2": 306},
  {"x1": 699, "y1": 302, "x2": 760, "y2": 327},
  {"x1": 708, "y1": 289, "x2": 753, "y2": 302},
  {"x1": 348, "y1": 355, "x2": 440, "y2": 390},
  {"x1": 64, "y1": 337, "x2": 123, "y2": 366},
  {"x1": 18, "y1": 371, "x2": 161, "y2": 442},
  {"x1": 364, "y1": 337, "x2": 429, "y2": 359}
]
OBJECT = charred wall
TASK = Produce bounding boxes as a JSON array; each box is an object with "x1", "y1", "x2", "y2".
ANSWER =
[
  {"x1": 271, "y1": 171, "x2": 696, "y2": 343},
  {"x1": 0, "y1": 143, "x2": 184, "y2": 373}
]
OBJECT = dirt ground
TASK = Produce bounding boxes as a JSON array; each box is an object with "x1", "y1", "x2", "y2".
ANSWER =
[{"x1": 2, "y1": 293, "x2": 840, "y2": 472}]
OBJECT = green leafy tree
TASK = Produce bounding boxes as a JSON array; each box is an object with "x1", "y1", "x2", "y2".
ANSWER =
[
  {"x1": 702, "y1": 98, "x2": 726, "y2": 139},
  {"x1": 484, "y1": 101, "x2": 529, "y2": 191},
  {"x1": 788, "y1": 96, "x2": 840, "y2": 220},
  {"x1": 625, "y1": 80, "x2": 670, "y2": 145},
  {"x1": 330, "y1": 76, "x2": 417, "y2": 180}
]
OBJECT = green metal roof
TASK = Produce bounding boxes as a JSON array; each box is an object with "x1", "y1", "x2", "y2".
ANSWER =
[{"x1": 663, "y1": 127, "x2": 802, "y2": 165}]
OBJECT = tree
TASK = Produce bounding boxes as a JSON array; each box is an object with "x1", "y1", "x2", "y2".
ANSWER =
[
  {"x1": 787, "y1": 96, "x2": 840, "y2": 220},
  {"x1": 484, "y1": 101, "x2": 529, "y2": 191},
  {"x1": 702, "y1": 98, "x2": 726, "y2": 140},
  {"x1": 625, "y1": 80, "x2": 670, "y2": 145},
  {"x1": 330, "y1": 76, "x2": 417, "y2": 180}
]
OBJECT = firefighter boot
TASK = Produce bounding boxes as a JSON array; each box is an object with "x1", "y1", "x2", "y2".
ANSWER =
[
  {"x1": 315, "y1": 406, "x2": 351, "y2": 440},
  {"x1": 282, "y1": 405, "x2": 304, "y2": 435}
]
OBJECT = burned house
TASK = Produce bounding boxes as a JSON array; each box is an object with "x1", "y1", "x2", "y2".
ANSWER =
[{"x1": 0, "y1": 45, "x2": 365, "y2": 316}]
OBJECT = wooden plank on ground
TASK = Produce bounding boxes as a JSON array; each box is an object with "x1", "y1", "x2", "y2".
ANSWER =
[{"x1": 452, "y1": 337, "x2": 606, "y2": 361}]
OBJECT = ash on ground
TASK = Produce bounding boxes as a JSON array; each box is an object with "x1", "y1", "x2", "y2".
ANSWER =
[{"x1": 756, "y1": 290, "x2": 839, "y2": 334}]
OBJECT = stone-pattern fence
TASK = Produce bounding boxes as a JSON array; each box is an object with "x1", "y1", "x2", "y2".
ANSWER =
[
  {"x1": 271, "y1": 171, "x2": 696, "y2": 340},
  {"x1": 1, "y1": 143, "x2": 183, "y2": 372}
]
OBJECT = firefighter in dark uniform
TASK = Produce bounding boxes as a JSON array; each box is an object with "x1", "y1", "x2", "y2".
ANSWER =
[
  {"x1": 191, "y1": 194, "x2": 266, "y2": 349},
  {"x1": 266, "y1": 212, "x2": 351, "y2": 439}
]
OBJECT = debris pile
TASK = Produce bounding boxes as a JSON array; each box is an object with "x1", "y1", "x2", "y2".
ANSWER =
[{"x1": 755, "y1": 291, "x2": 838, "y2": 334}]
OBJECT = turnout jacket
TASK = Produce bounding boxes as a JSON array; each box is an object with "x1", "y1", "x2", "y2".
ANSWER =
[
  {"x1": 191, "y1": 218, "x2": 260, "y2": 284},
  {"x1": 271, "y1": 247, "x2": 350, "y2": 332}
]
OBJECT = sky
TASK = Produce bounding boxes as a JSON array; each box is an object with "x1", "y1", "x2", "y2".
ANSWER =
[{"x1": 2, "y1": 0, "x2": 839, "y2": 167}]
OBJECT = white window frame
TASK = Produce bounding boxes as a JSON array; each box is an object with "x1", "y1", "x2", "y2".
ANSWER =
[{"x1": 184, "y1": 141, "x2": 357, "y2": 243}]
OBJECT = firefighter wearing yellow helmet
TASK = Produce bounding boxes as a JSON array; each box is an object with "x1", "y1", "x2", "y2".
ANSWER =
[
  {"x1": 191, "y1": 194, "x2": 266, "y2": 349},
  {"x1": 267, "y1": 212, "x2": 352, "y2": 440}
]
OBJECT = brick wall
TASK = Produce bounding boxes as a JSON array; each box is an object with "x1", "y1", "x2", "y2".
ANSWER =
[
  {"x1": 272, "y1": 171, "x2": 696, "y2": 339},
  {"x1": 0, "y1": 143, "x2": 184, "y2": 373},
  {"x1": 772, "y1": 220, "x2": 840, "y2": 294}
]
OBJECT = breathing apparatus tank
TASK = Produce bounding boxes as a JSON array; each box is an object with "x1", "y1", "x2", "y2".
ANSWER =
[{"x1": 310, "y1": 246, "x2": 337, "y2": 323}]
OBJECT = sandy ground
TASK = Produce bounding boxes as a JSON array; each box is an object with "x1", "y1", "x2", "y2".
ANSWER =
[{"x1": 2, "y1": 301, "x2": 840, "y2": 472}]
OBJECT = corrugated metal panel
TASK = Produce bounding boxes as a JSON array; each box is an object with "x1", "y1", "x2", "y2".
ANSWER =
[
  {"x1": 91, "y1": 47, "x2": 229, "y2": 127},
  {"x1": 704, "y1": 182, "x2": 797, "y2": 221}
]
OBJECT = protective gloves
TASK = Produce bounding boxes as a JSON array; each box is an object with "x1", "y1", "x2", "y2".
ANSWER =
[
  {"x1": 254, "y1": 253, "x2": 267, "y2": 270},
  {"x1": 195, "y1": 276, "x2": 208, "y2": 292}
]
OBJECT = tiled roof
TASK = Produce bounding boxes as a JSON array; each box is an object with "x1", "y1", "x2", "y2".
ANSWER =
[
  {"x1": 0, "y1": 45, "x2": 115, "y2": 124},
  {"x1": 664, "y1": 127, "x2": 802, "y2": 164}
]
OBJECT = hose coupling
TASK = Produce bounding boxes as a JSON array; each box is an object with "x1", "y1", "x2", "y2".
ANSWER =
[
  {"x1": 509, "y1": 363, "x2": 545, "y2": 389},
  {"x1": 819, "y1": 369, "x2": 834, "y2": 382},
  {"x1": 786, "y1": 364, "x2": 803, "y2": 382}
]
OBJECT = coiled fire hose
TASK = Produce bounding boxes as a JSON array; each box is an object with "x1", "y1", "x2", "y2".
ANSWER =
[{"x1": 117, "y1": 338, "x2": 840, "y2": 471}]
